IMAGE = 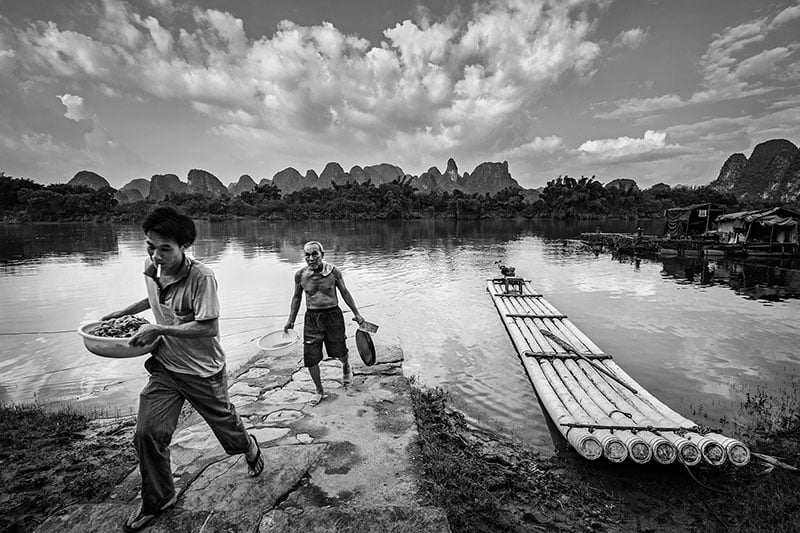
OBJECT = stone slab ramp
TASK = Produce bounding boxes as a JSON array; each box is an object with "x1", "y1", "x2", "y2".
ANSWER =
[{"x1": 35, "y1": 341, "x2": 450, "y2": 533}]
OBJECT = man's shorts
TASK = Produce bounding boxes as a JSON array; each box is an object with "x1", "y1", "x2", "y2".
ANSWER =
[{"x1": 303, "y1": 307, "x2": 348, "y2": 367}]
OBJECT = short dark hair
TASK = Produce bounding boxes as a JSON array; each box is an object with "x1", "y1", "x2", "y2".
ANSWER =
[{"x1": 142, "y1": 207, "x2": 196, "y2": 247}]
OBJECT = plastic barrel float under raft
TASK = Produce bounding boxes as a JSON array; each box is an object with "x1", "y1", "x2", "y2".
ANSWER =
[{"x1": 487, "y1": 275, "x2": 751, "y2": 467}]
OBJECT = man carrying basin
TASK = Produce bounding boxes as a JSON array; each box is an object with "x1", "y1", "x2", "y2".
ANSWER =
[
  {"x1": 283, "y1": 240, "x2": 366, "y2": 405},
  {"x1": 102, "y1": 207, "x2": 263, "y2": 533}
]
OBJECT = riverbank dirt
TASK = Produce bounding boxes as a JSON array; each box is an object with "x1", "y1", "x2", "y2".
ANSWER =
[
  {"x1": 0, "y1": 405, "x2": 137, "y2": 533},
  {"x1": 410, "y1": 386, "x2": 800, "y2": 533},
  {"x1": 3, "y1": 386, "x2": 799, "y2": 532}
]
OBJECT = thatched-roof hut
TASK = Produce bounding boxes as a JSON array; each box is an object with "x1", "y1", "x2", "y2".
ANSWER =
[
  {"x1": 714, "y1": 207, "x2": 800, "y2": 256},
  {"x1": 663, "y1": 203, "x2": 725, "y2": 237}
]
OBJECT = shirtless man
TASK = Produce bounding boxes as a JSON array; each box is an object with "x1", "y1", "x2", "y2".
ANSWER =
[{"x1": 284, "y1": 241, "x2": 364, "y2": 403}]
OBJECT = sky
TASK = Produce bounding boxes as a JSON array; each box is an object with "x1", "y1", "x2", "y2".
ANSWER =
[{"x1": 1, "y1": 0, "x2": 799, "y2": 190}]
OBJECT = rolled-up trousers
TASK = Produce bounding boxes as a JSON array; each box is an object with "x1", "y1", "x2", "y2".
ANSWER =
[{"x1": 134, "y1": 357, "x2": 250, "y2": 514}]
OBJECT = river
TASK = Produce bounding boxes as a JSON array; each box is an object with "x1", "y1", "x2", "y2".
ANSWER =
[{"x1": 1, "y1": 218, "x2": 799, "y2": 451}]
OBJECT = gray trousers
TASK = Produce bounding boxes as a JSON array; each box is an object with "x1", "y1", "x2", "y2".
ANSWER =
[{"x1": 134, "y1": 357, "x2": 250, "y2": 514}]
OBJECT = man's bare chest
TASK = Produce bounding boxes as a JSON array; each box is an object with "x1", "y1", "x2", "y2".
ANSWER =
[{"x1": 301, "y1": 274, "x2": 335, "y2": 295}]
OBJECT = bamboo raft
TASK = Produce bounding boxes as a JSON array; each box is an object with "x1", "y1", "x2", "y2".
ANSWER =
[{"x1": 487, "y1": 275, "x2": 751, "y2": 466}]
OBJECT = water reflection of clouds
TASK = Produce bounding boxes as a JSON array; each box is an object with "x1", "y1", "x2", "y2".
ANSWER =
[
  {"x1": 641, "y1": 294, "x2": 800, "y2": 415},
  {"x1": 538, "y1": 246, "x2": 661, "y2": 299}
]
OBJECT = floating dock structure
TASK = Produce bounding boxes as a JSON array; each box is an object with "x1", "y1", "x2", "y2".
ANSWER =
[
  {"x1": 487, "y1": 275, "x2": 750, "y2": 466},
  {"x1": 580, "y1": 232, "x2": 663, "y2": 256}
]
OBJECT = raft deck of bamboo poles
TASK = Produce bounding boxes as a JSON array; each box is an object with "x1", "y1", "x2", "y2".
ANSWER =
[{"x1": 487, "y1": 275, "x2": 750, "y2": 466}]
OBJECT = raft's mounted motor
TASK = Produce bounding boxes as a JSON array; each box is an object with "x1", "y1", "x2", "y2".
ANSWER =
[{"x1": 494, "y1": 261, "x2": 523, "y2": 294}]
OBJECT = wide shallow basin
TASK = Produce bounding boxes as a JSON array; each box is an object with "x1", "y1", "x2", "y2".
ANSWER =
[
  {"x1": 257, "y1": 329, "x2": 300, "y2": 355},
  {"x1": 77, "y1": 322, "x2": 159, "y2": 358}
]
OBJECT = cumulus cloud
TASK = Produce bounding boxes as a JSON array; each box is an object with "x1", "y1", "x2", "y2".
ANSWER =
[
  {"x1": 57, "y1": 93, "x2": 90, "y2": 121},
  {"x1": 0, "y1": 20, "x2": 18, "y2": 75},
  {"x1": 148, "y1": 0, "x2": 176, "y2": 9},
  {"x1": 578, "y1": 130, "x2": 676, "y2": 159},
  {"x1": 734, "y1": 47, "x2": 793, "y2": 79},
  {"x1": 766, "y1": 94, "x2": 800, "y2": 111},
  {"x1": 499, "y1": 136, "x2": 566, "y2": 158},
  {"x1": 21, "y1": 131, "x2": 61, "y2": 154},
  {"x1": 768, "y1": 3, "x2": 800, "y2": 30},
  {"x1": 612, "y1": 27, "x2": 647, "y2": 49},
  {"x1": 7, "y1": 0, "x2": 607, "y2": 161},
  {"x1": 680, "y1": 102, "x2": 800, "y2": 148},
  {"x1": 99, "y1": 84, "x2": 121, "y2": 98},
  {"x1": 598, "y1": 11, "x2": 799, "y2": 118},
  {"x1": 777, "y1": 59, "x2": 800, "y2": 82},
  {"x1": 666, "y1": 117, "x2": 750, "y2": 140},
  {"x1": 0, "y1": 50, "x2": 14, "y2": 77},
  {"x1": 691, "y1": 20, "x2": 770, "y2": 102},
  {"x1": 595, "y1": 94, "x2": 684, "y2": 119}
]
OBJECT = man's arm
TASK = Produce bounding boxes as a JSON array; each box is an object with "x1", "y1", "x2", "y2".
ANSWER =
[
  {"x1": 102, "y1": 298, "x2": 150, "y2": 320},
  {"x1": 129, "y1": 271, "x2": 222, "y2": 346},
  {"x1": 284, "y1": 271, "x2": 304, "y2": 332},
  {"x1": 334, "y1": 268, "x2": 364, "y2": 324},
  {"x1": 129, "y1": 318, "x2": 218, "y2": 347}
]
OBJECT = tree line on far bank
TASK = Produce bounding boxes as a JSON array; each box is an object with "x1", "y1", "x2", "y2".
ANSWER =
[{"x1": 0, "y1": 173, "x2": 744, "y2": 223}]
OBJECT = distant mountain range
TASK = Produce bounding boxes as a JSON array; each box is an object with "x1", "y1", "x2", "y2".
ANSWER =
[
  {"x1": 64, "y1": 139, "x2": 800, "y2": 206},
  {"x1": 708, "y1": 139, "x2": 800, "y2": 203},
  {"x1": 68, "y1": 158, "x2": 535, "y2": 204}
]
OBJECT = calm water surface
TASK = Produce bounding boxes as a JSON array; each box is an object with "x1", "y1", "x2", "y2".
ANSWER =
[{"x1": 1, "y1": 219, "x2": 799, "y2": 452}]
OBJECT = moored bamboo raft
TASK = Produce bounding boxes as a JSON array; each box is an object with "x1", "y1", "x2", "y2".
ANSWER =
[{"x1": 487, "y1": 275, "x2": 750, "y2": 466}]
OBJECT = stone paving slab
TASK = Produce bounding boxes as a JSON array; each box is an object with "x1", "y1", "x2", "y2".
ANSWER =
[
  {"x1": 36, "y1": 501, "x2": 267, "y2": 533},
  {"x1": 179, "y1": 444, "x2": 327, "y2": 528}
]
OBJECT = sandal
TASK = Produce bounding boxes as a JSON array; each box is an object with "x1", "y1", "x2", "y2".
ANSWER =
[
  {"x1": 122, "y1": 493, "x2": 177, "y2": 532},
  {"x1": 309, "y1": 392, "x2": 328, "y2": 407},
  {"x1": 246, "y1": 434, "x2": 264, "y2": 477}
]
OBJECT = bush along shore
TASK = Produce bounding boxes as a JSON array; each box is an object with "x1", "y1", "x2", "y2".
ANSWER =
[
  {"x1": 3, "y1": 386, "x2": 799, "y2": 532},
  {"x1": 0, "y1": 174, "x2": 746, "y2": 223}
]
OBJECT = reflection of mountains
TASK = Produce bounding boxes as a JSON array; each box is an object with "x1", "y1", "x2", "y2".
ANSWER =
[
  {"x1": 194, "y1": 219, "x2": 535, "y2": 263},
  {"x1": 195, "y1": 218, "x2": 668, "y2": 263},
  {"x1": 0, "y1": 219, "x2": 659, "y2": 271},
  {"x1": 1, "y1": 220, "x2": 535, "y2": 267},
  {"x1": 0, "y1": 223, "x2": 119, "y2": 265},
  {"x1": 660, "y1": 256, "x2": 800, "y2": 301}
]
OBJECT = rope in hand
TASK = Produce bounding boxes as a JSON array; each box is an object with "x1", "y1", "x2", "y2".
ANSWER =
[{"x1": 0, "y1": 303, "x2": 378, "y2": 336}]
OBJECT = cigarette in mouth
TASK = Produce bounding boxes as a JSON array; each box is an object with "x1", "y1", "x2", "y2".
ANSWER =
[{"x1": 156, "y1": 264, "x2": 162, "y2": 278}]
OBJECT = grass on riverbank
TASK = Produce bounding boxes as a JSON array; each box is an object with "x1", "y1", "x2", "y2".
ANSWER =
[
  {"x1": 3, "y1": 385, "x2": 799, "y2": 532},
  {"x1": 410, "y1": 386, "x2": 620, "y2": 532},
  {"x1": 0, "y1": 403, "x2": 137, "y2": 532},
  {"x1": 410, "y1": 385, "x2": 800, "y2": 533}
]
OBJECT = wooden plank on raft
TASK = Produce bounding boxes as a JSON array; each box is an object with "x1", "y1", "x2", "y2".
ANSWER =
[
  {"x1": 562, "y1": 423, "x2": 699, "y2": 432},
  {"x1": 505, "y1": 313, "x2": 568, "y2": 319},
  {"x1": 523, "y1": 350, "x2": 611, "y2": 360},
  {"x1": 485, "y1": 275, "x2": 752, "y2": 467}
]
